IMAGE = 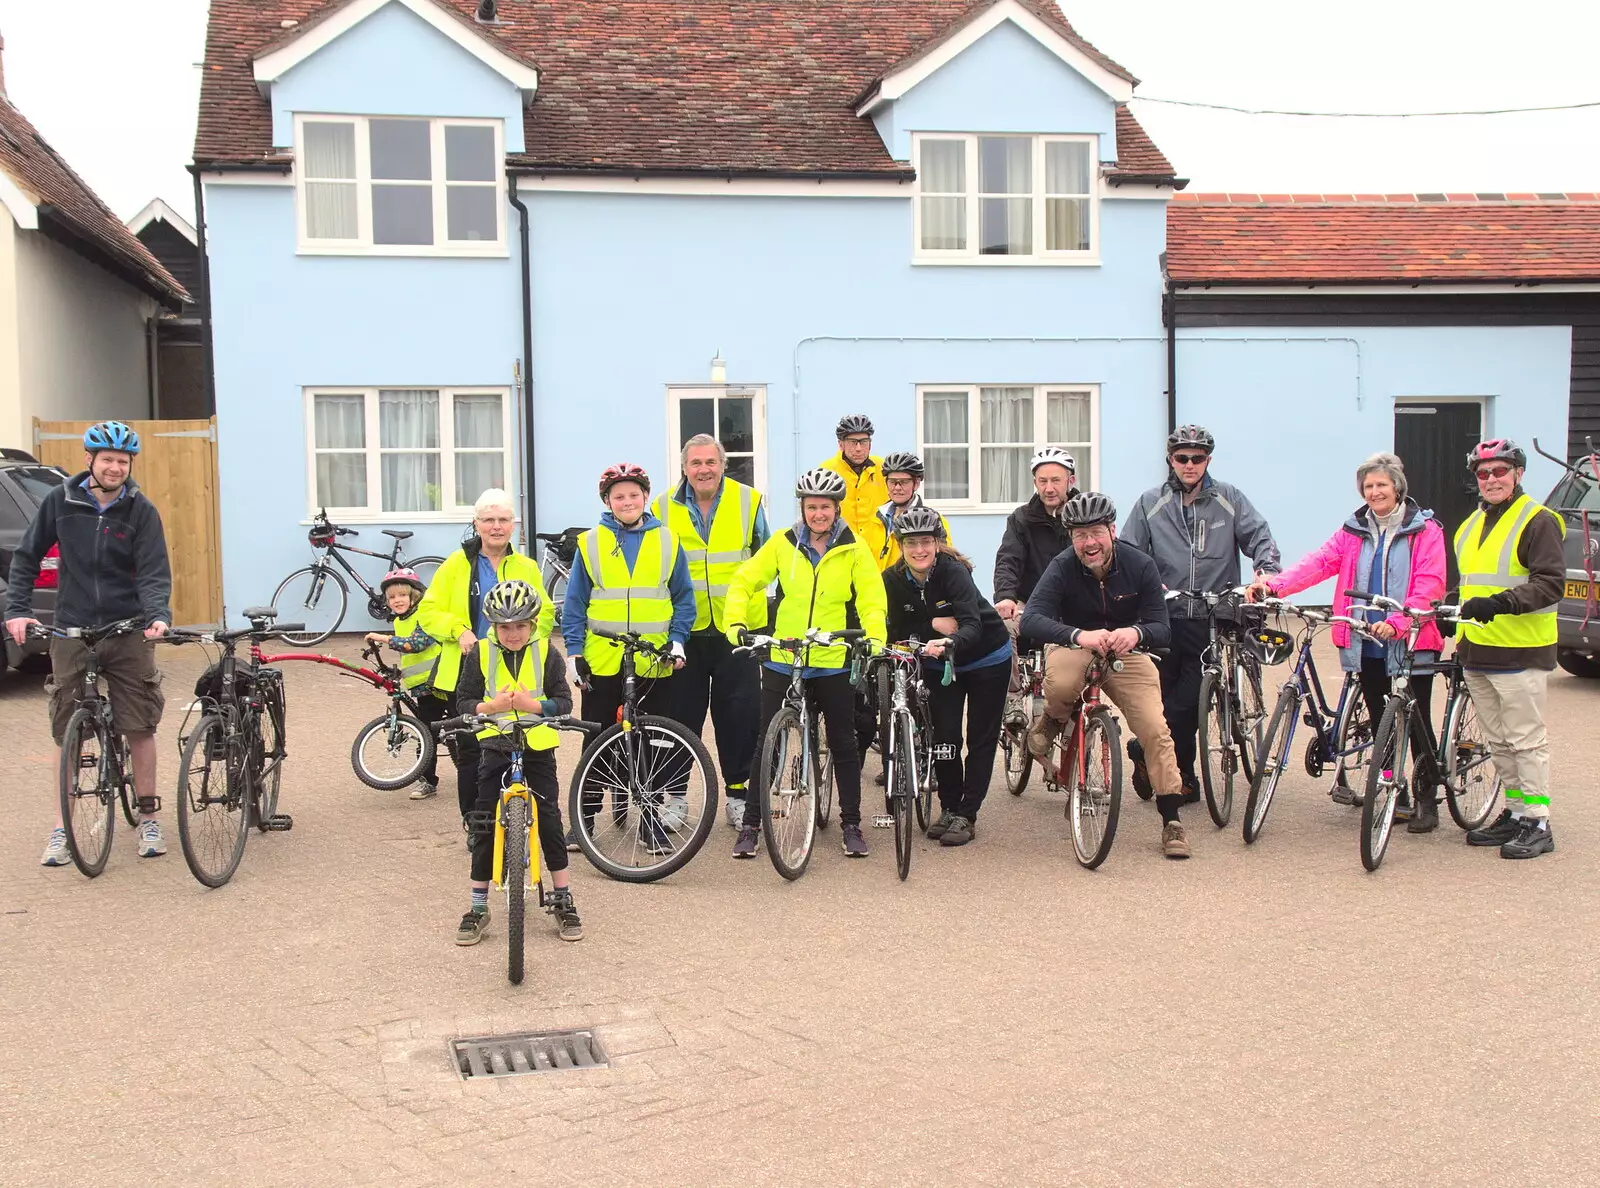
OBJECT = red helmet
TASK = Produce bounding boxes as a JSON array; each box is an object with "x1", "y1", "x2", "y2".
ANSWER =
[
  {"x1": 1466, "y1": 438, "x2": 1526, "y2": 470},
  {"x1": 598, "y1": 462, "x2": 651, "y2": 499},
  {"x1": 379, "y1": 567, "x2": 426, "y2": 596}
]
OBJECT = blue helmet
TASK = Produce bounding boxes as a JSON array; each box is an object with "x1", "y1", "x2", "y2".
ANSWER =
[{"x1": 83, "y1": 421, "x2": 140, "y2": 455}]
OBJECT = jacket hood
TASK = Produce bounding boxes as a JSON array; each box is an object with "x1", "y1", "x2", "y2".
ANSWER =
[
  {"x1": 1343, "y1": 497, "x2": 1433, "y2": 537},
  {"x1": 600, "y1": 510, "x2": 664, "y2": 534}
]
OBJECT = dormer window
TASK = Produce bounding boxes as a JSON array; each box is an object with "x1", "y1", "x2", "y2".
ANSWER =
[{"x1": 913, "y1": 133, "x2": 1097, "y2": 264}]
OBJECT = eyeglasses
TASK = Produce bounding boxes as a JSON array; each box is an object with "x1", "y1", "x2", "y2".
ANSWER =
[
  {"x1": 841, "y1": 436, "x2": 871, "y2": 446},
  {"x1": 1171, "y1": 453, "x2": 1210, "y2": 466},
  {"x1": 885, "y1": 476, "x2": 916, "y2": 486},
  {"x1": 1475, "y1": 465, "x2": 1514, "y2": 481}
]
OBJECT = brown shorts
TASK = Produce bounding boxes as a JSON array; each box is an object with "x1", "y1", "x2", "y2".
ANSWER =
[{"x1": 45, "y1": 634, "x2": 165, "y2": 743}]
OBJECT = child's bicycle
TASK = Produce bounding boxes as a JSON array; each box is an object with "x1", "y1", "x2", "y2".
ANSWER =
[{"x1": 439, "y1": 714, "x2": 598, "y2": 986}]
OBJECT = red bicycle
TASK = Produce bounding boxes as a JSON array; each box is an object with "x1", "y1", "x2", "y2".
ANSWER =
[{"x1": 1041, "y1": 647, "x2": 1131, "y2": 870}]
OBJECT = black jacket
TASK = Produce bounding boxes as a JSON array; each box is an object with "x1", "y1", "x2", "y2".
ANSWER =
[
  {"x1": 883, "y1": 554, "x2": 1010, "y2": 668},
  {"x1": 992, "y1": 493, "x2": 1074, "y2": 604},
  {"x1": 1019, "y1": 542, "x2": 1171, "y2": 650},
  {"x1": 4, "y1": 472, "x2": 172, "y2": 629},
  {"x1": 456, "y1": 640, "x2": 573, "y2": 751}
]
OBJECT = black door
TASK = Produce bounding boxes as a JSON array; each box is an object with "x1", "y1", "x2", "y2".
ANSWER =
[{"x1": 1394, "y1": 402, "x2": 1482, "y2": 590}]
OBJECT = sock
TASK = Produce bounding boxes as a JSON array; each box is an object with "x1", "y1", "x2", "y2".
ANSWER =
[
  {"x1": 1506, "y1": 789, "x2": 1526, "y2": 819},
  {"x1": 1155, "y1": 794, "x2": 1182, "y2": 825},
  {"x1": 470, "y1": 887, "x2": 488, "y2": 915}
]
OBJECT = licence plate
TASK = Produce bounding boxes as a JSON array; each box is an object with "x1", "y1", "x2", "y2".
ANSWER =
[{"x1": 1567, "y1": 580, "x2": 1591, "y2": 600}]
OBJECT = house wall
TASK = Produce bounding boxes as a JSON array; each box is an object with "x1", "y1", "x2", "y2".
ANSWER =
[{"x1": 0, "y1": 215, "x2": 22, "y2": 447}]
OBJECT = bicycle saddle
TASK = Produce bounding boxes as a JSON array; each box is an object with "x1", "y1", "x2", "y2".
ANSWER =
[{"x1": 382, "y1": 529, "x2": 414, "y2": 541}]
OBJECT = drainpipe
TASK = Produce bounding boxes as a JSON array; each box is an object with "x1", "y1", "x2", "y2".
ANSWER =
[
  {"x1": 509, "y1": 176, "x2": 537, "y2": 541},
  {"x1": 145, "y1": 316, "x2": 160, "y2": 418},
  {"x1": 1163, "y1": 279, "x2": 1177, "y2": 435},
  {"x1": 188, "y1": 165, "x2": 216, "y2": 415}
]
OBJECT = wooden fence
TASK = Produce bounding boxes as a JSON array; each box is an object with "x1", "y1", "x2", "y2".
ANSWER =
[{"x1": 33, "y1": 418, "x2": 223, "y2": 626}]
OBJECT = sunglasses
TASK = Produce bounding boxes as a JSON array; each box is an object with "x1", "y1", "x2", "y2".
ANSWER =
[
  {"x1": 1171, "y1": 453, "x2": 1210, "y2": 466},
  {"x1": 1475, "y1": 465, "x2": 1514, "y2": 481}
]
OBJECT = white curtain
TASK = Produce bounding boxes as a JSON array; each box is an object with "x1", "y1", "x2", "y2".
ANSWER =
[
  {"x1": 981, "y1": 386, "x2": 1033, "y2": 504},
  {"x1": 304, "y1": 122, "x2": 358, "y2": 239},
  {"x1": 313, "y1": 394, "x2": 366, "y2": 507},
  {"x1": 1046, "y1": 142, "x2": 1090, "y2": 251},
  {"x1": 453, "y1": 394, "x2": 503, "y2": 503},
  {"x1": 1047, "y1": 390, "x2": 1092, "y2": 484},
  {"x1": 919, "y1": 139, "x2": 966, "y2": 251},
  {"x1": 380, "y1": 389, "x2": 441, "y2": 512},
  {"x1": 922, "y1": 391, "x2": 969, "y2": 500},
  {"x1": 980, "y1": 137, "x2": 1032, "y2": 255}
]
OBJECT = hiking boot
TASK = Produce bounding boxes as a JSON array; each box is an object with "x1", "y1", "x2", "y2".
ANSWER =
[
  {"x1": 40, "y1": 828, "x2": 70, "y2": 867},
  {"x1": 1027, "y1": 716, "x2": 1061, "y2": 760},
  {"x1": 841, "y1": 824, "x2": 870, "y2": 857},
  {"x1": 939, "y1": 816, "x2": 975, "y2": 847},
  {"x1": 724, "y1": 796, "x2": 746, "y2": 829},
  {"x1": 136, "y1": 819, "x2": 167, "y2": 858},
  {"x1": 1467, "y1": 808, "x2": 1521, "y2": 847},
  {"x1": 1162, "y1": 821, "x2": 1192, "y2": 860},
  {"x1": 1407, "y1": 798, "x2": 1440, "y2": 834},
  {"x1": 550, "y1": 890, "x2": 584, "y2": 940},
  {"x1": 454, "y1": 908, "x2": 489, "y2": 946},
  {"x1": 732, "y1": 826, "x2": 760, "y2": 859},
  {"x1": 408, "y1": 780, "x2": 438, "y2": 801},
  {"x1": 926, "y1": 810, "x2": 955, "y2": 840},
  {"x1": 1500, "y1": 818, "x2": 1554, "y2": 860}
]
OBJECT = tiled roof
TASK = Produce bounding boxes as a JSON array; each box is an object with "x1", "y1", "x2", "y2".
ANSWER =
[
  {"x1": 1107, "y1": 106, "x2": 1176, "y2": 183},
  {"x1": 196, "y1": 0, "x2": 1175, "y2": 180},
  {"x1": 1166, "y1": 197, "x2": 1600, "y2": 285},
  {"x1": 0, "y1": 93, "x2": 188, "y2": 308}
]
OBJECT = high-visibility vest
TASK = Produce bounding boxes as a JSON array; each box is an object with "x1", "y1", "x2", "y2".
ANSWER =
[
  {"x1": 578, "y1": 522, "x2": 679, "y2": 678},
  {"x1": 652, "y1": 479, "x2": 762, "y2": 631},
  {"x1": 874, "y1": 498, "x2": 955, "y2": 572},
  {"x1": 1454, "y1": 493, "x2": 1565, "y2": 650},
  {"x1": 391, "y1": 610, "x2": 441, "y2": 691},
  {"x1": 476, "y1": 638, "x2": 560, "y2": 749}
]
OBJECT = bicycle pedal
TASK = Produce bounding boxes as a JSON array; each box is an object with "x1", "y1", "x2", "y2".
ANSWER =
[
  {"x1": 262, "y1": 814, "x2": 294, "y2": 831},
  {"x1": 871, "y1": 815, "x2": 894, "y2": 828}
]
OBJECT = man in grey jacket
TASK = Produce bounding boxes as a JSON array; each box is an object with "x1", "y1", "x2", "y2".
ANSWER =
[{"x1": 1120, "y1": 425, "x2": 1281, "y2": 799}]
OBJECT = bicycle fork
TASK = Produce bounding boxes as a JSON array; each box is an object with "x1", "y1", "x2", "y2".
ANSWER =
[{"x1": 492, "y1": 784, "x2": 539, "y2": 893}]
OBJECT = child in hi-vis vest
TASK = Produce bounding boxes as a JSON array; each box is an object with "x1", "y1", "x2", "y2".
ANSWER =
[{"x1": 365, "y1": 568, "x2": 449, "y2": 800}]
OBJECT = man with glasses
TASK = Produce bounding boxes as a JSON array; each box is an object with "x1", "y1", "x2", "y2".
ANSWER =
[
  {"x1": 819, "y1": 414, "x2": 890, "y2": 562},
  {"x1": 1455, "y1": 439, "x2": 1566, "y2": 859},
  {"x1": 873, "y1": 451, "x2": 952, "y2": 570}
]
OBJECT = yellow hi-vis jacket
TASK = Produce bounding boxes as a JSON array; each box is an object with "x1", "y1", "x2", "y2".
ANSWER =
[
  {"x1": 652, "y1": 478, "x2": 764, "y2": 632},
  {"x1": 577, "y1": 521, "x2": 681, "y2": 678},
  {"x1": 723, "y1": 525, "x2": 886, "y2": 669},
  {"x1": 1454, "y1": 492, "x2": 1564, "y2": 650},
  {"x1": 819, "y1": 451, "x2": 889, "y2": 561},
  {"x1": 476, "y1": 638, "x2": 560, "y2": 749}
]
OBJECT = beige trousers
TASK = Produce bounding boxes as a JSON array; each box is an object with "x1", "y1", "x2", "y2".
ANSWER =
[
  {"x1": 1462, "y1": 668, "x2": 1550, "y2": 818},
  {"x1": 1042, "y1": 647, "x2": 1183, "y2": 797}
]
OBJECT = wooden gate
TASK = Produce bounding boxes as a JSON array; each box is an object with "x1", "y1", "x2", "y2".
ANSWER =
[{"x1": 33, "y1": 418, "x2": 223, "y2": 627}]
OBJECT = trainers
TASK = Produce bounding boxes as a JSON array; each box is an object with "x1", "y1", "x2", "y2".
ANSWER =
[
  {"x1": 841, "y1": 824, "x2": 870, "y2": 857},
  {"x1": 1500, "y1": 818, "x2": 1554, "y2": 860},
  {"x1": 724, "y1": 796, "x2": 746, "y2": 829},
  {"x1": 1407, "y1": 798, "x2": 1440, "y2": 834},
  {"x1": 1131, "y1": 758, "x2": 1152, "y2": 799},
  {"x1": 658, "y1": 794, "x2": 688, "y2": 833},
  {"x1": 939, "y1": 816, "x2": 975, "y2": 847},
  {"x1": 1180, "y1": 780, "x2": 1201, "y2": 807},
  {"x1": 564, "y1": 828, "x2": 581, "y2": 853},
  {"x1": 40, "y1": 827, "x2": 70, "y2": 867},
  {"x1": 732, "y1": 826, "x2": 760, "y2": 858},
  {"x1": 455, "y1": 908, "x2": 488, "y2": 946},
  {"x1": 1162, "y1": 821, "x2": 1192, "y2": 860},
  {"x1": 1026, "y1": 716, "x2": 1061, "y2": 760},
  {"x1": 408, "y1": 780, "x2": 438, "y2": 801},
  {"x1": 550, "y1": 890, "x2": 584, "y2": 940},
  {"x1": 136, "y1": 819, "x2": 167, "y2": 858},
  {"x1": 926, "y1": 810, "x2": 955, "y2": 840},
  {"x1": 1466, "y1": 808, "x2": 1521, "y2": 847},
  {"x1": 639, "y1": 818, "x2": 675, "y2": 857}
]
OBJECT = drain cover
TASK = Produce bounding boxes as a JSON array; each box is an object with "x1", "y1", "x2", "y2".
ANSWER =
[{"x1": 452, "y1": 1029, "x2": 608, "y2": 1079}]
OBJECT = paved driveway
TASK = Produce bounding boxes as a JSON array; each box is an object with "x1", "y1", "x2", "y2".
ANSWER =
[{"x1": 1, "y1": 635, "x2": 1595, "y2": 1185}]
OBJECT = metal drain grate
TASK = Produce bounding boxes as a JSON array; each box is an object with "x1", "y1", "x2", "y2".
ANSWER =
[{"x1": 452, "y1": 1029, "x2": 608, "y2": 1079}]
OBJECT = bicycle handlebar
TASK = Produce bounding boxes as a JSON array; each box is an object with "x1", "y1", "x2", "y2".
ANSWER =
[
  {"x1": 435, "y1": 713, "x2": 600, "y2": 738},
  {"x1": 165, "y1": 622, "x2": 308, "y2": 645},
  {"x1": 733, "y1": 627, "x2": 868, "y2": 656},
  {"x1": 26, "y1": 617, "x2": 144, "y2": 644},
  {"x1": 589, "y1": 625, "x2": 679, "y2": 659}
]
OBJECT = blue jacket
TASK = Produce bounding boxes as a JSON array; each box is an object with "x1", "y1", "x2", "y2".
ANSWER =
[{"x1": 560, "y1": 510, "x2": 697, "y2": 655}]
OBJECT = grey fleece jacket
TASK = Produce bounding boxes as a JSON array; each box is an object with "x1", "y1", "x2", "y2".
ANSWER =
[{"x1": 1120, "y1": 473, "x2": 1281, "y2": 617}]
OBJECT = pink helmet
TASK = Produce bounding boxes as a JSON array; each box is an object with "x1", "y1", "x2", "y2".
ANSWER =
[
  {"x1": 598, "y1": 462, "x2": 651, "y2": 499},
  {"x1": 379, "y1": 567, "x2": 426, "y2": 596},
  {"x1": 1467, "y1": 438, "x2": 1526, "y2": 470}
]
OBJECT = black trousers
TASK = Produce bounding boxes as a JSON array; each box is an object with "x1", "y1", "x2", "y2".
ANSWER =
[
  {"x1": 671, "y1": 632, "x2": 759, "y2": 792},
  {"x1": 469, "y1": 746, "x2": 567, "y2": 882},
  {"x1": 925, "y1": 660, "x2": 1010, "y2": 821},
  {"x1": 748, "y1": 668, "x2": 863, "y2": 828},
  {"x1": 579, "y1": 669, "x2": 673, "y2": 738},
  {"x1": 411, "y1": 690, "x2": 450, "y2": 786},
  {"x1": 1358, "y1": 657, "x2": 1439, "y2": 795},
  {"x1": 451, "y1": 731, "x2": 481, "y2": 820}
]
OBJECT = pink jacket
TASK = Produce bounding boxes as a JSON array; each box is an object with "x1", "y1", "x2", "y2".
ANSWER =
[{"x1": 1268, "y1": 504, "x2": 1447, "y2": 656}]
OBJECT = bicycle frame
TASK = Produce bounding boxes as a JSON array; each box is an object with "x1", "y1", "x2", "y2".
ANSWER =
[
  {"x1": 491, "y1": 749, "x2": 539, "y2": 892},
  {"x1": 1062, "y1": 653, "x2": 1116, "y2": 787}
]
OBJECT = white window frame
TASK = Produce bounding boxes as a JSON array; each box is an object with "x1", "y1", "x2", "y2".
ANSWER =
[
  {"x1": 911, "y1": 132, "x2": 1100, "y2": 266},
  {"x1": 294, "y1": 114, "x2": 507, "y2": 257},
  {"x1": 663, "y1": 385, "x2": 768, "y2": 494},
  {"x1": 304, "y1": 386, "x2": 514, "y2": 521},
  {"x1": 916, "y1": 383, "x2": 1100, "y2": 512}
]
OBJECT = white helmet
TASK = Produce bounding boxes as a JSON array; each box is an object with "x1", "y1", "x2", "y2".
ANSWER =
[{"x1": 1030, "y1": 446, "x2": 1077, "y2": 475}]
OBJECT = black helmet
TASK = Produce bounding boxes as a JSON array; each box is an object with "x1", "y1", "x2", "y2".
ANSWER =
[
  {"x1": 483, "y1": 579, "x2": 541, "y2": 624},
  {"x1": 836, "y1": 413, "x2": 874, "y2": 439},
  {"x1": 891, "y1": 505, "x2": 944, "y2": 539},
  {"x1": 795, "y1": 468, "x2": 847, "y2": 499},
  {"x1": 1467, "y1": 438, "x2": 1526, "y2": 471},
  {"x1": 881, "y1": 450, "x2": 924, "y2": 479},
  {"x1": 1167, "y1": 424, "x2": 1214, "y2": 455},
  {"x1": 1062, "y1": 491, "x2": 1117, "y2": 528}
]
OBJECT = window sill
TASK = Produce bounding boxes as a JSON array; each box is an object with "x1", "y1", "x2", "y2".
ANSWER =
[
  {"x1": 912, "y1": 254, "x2": 1101, "y2": 268},
  {"x1": 295, "y1": 243, "x2": 509, "y2": 259}
]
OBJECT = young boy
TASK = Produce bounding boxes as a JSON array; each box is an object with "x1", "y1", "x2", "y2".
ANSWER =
[
  {"x1": 366, "y1": 567, "x2": 448, "y2": 799},
  {"x1": 453, "y1": 579, "x2": 583, "y2": 944}
]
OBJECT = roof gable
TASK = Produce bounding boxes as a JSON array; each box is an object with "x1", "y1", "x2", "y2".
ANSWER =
[{"x1": 127, "y1": 198, "x2": 198, "y2": 246}]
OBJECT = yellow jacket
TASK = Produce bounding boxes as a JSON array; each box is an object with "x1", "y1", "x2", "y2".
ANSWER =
[
  {"x1": 873, "y1": 499, "x2": 955, "y2": 571},
  {"x1": 818, "y1": 451, "x2": 889, "y2": 561},
  {"x1": 724, "y1": 524, "x2": 886, "y2": 669}
]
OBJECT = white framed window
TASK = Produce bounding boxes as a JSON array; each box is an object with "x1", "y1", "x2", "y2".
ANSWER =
[
  {"x1": 664, "y1": 386, "x2": 768, "y2": 493},
  {"x1": 296, "y1": 115, "x2": 505, "y2": 256},
  {"x1": 917, "y1": 384, "x2": 1098, "y2": 511},
  {"x1": 306, "y1": 387, "x2": 512, "y2": 519},
  {"x1": 912, "y1": 133, "x2": 1098, "y2": 265}
]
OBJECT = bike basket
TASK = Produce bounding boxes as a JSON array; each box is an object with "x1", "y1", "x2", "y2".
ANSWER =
[
  {"x1": 194, "y1": 662, "x2": 255, "y2": 701},
  {"x1": 1250, "y1": 627, "x2": 1295, "y2": 666},
  {"x1": 1215, "y1": 598, "x2": 1267, "y2": 631}
]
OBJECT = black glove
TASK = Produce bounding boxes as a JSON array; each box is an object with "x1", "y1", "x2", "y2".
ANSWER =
[
  {"x1": 1458, "y1": 596, "x2": 1501, "y2": 623},
  {"x1": 737, "y1": 627, "x2": 754, "y2": 647}
]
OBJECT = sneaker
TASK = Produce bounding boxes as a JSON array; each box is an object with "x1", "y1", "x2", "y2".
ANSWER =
[
  {"x1": 841, "y1": 824, "x2": 870, "y2": 857},
  {"x1": 658, "y1": 794, "x2": 688, "y2": 833},
  {"x1": 1161, "y1": 821, "x2": 1192, "y2": 860},
  {"x1": 1131, "y1": 758, "x2": 1152, "y2": 799},
  {"x1": 732, "y1": 826, "x2": 760, "y2": 858},
  {"x1": 1466, "y1": 808, "x2": 1521, "y2": 847},
  {"x1": 1180, "y1": 780, "x2": 1201, "y2": 807},
  {"x1": 926, "y1": 810, "x2": 955, "y2": 840},
  {"x1": 136, "y1": 819, "x2": 167, "y2": 858},
  {"x1": 564, "y1": 828, "x2": 581, "y2": 853},
  {"x1": 939, "y1": 816, "x2": 975, "y2": 847},
  {"x1": 408, "y1": 780, "x2": 438, "y2": 801},
  {"x1": 1407, "y1": 798, "x2": 1440, "y2": 834},
  {"x1": 724, "y1": 796, "x2": 746, "y2": 829},
  {"x1": 455, "y1": 908, "x2": 488, "y2": 946},
  {"x1": 550, "y1": 890, "x2": 584, "y2": 941},
  {"x1": 1026, "y1": 716, "x2": 1061, "y2": 760},
  {"x1": 639, "y1": 818, "x2": 675, "y2": 857},
  {"x1": 40, "y1": 828, "x2": 70, "y2": 867},
  {"x1": 1500, "y1": 818, "x2": 1554, "y2": 860}
]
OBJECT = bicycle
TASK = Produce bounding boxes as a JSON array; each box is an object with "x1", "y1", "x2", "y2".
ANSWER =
[
  {"x1": 565, "y1": 626, "x2": 718, "y2": 883},
  {"x1": 1038, "y1": 645, "x2": 1135, "y2": 870},
  {"x1": 270, "y1": 508, "x2": 446, "y2": 646},
  {"x1": 1242, "y1": 601, "x2": 1376, "y2": 844},
  {"x1": 865, "y1": 640, "x2": 946, "y2": 880},
  {"x1": 532, "y1": 527, "x2": 583, "y2": 616},
  {"x1": 999, "y1": 646, "x2": 1047, "y2": 797},
  {"x1": 1175, "y1": 588, "x2": 1268, "y2": 829},
  {"x1": 439, "y1": 714, "x2": 597, "y2": 985},
  {"x1": 34, "y1": 618, "x2": 152, "y2": 878},
  {"x1": 737, "y1": 627, "x2": 867, "y2": 880}
]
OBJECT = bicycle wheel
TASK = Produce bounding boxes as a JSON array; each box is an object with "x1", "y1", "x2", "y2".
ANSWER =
[
  {"x1": 1001, "y1": 704, "x2": 1033, "y2": 796},
  {"x1": 912, "y1": 704, "x2": 935, "y2": 831},
  {"x1": 1236, "y1": 652, "x2": 1266, "y2": 781},
  {"x1": 1243, "y1": 686, "x2": 1299, "y2": 844},
  {"x1": 503, "y1": 795, "x2": 528, "y2": 986},
  {"x1": 59, "y1": 707, "x2": 116, "y2": 878},
  {"x1": 1197, "y1": 669, "x2": 1233, "y2": 829},
  {"x1": 891, "y1": 710, "x2": 915, "y2": 881},
  {"x1": 350, "y1": 711, "x2": 435, "y2": 790},
  {"x1": 177, "y1": 714, "x2": 249, "y2": 887},
  {"x1": 1443, "y1": 692, "x2": 1500, "y2": 830},
  {"x1": 1361, "y1": 702, "x2": 1407, "y2": 871},
  {"x1": 271, "y1": 565, "x2": 349, "y2": 646},
  {"x1": 255, "y1": 681, "x2": 286, "y2": 825},
  {"x1": 755, "y1": 705, "x2": 816, "y2": 881},
  {"x1": 567, "y1": 715, "x2": 717, "y2": 883},
  {"x1": 407, "y1": 555, "x2": 445, "y2": 588},
  {"x1": 118, "y1": 736, "x2": 140, "y2": 828},
  {"x1": 809, "y1": 709, "x2": 834, "y2": 829},
  {"x1": 1331, "y1": 675, "x2": 1375, "y2": 794},
  {"x1": 1069, "y1": 709, "x2": 1121, "y2": 869}
]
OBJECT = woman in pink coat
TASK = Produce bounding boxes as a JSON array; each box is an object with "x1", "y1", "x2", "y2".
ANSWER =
[{"x1": 1248, "y1": 453, "x2": 1448, "y2": 831}]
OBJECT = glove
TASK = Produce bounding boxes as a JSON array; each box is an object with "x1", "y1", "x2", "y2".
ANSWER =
[
  {"x1": 727, "y1": 626, "x2": 750, "y2": 647},
  {"x1": 1458, "y1": 596, "x2": 1502, "y2": 623},
  {"x1": 669, "y1": 641, "x2": 686, "y2": 665},
  {"x1": 565, "y1": 654, "x2": 589, "y2": 690}
]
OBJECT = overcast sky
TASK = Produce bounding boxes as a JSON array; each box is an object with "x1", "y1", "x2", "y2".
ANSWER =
[{"x1": 1, "y1": 0, "x2": 1597, "y2": 225}]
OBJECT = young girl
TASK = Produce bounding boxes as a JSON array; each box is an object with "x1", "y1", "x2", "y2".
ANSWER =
[{"x1": 366, "y1": 568, "x2": 449, "y2": 800}]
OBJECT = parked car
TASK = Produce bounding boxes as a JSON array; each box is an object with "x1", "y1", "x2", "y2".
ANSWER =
[
  {"x1": 0, "y1": 449, "x2": 67, "y2": 672},
  {"x1": 1546, "y1": 451, "x2": 1600, "y2": 679}
]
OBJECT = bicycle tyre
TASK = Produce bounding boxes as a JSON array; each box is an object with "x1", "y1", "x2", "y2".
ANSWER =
[
  {"x1": 503, "y1": 795, "x2": 528, "y2": 986},
  {"x1": 1443, "y1": 692, "x2": 1500, "y2": 831},
  {"x1": 271, "y1": 565, "x2": 349, "y2": 646},
  {"x1": 756, "y1": 705, "x2": 816, "y2": 881},
  {"x1": 1361, "y1": 702, "x2": 1406, "y2": 871},
  {"x1": 255, "y1": 680, "x2": 285, "y2": 826},
  {"x1": 350, "y1": 711, "x2": 435, "y2": 790},
  {"x1": 892, "y1": 710, "x2": 915, "y2": 881},
  {"x1": 177, "y1": 714, "x2": 249, "y2": 888},
  {"x1": 912, "y1": 702, "x2": 935, "y2": 831},
  {"x1": 1197, "y1": 669, "x2": 1233, "y2": 829},
  {"x1": 1243, "y1": 685, "x2": 1299, "y2": 844},
  {"x1": 1237, "y1": 651, "x2": 1266, "y2": 783},
  {"x1": 1002, "y1": 719, "x2": 1033, "y2": 796},
  {"x1": 59, "y1": 707, "x2": 116, "y2": 878},
  {"x1": 407, "y1": 555, "x2": 445, "y2": 588},
  {"x1": 1331, "y1": 675, "x2": 1375, "y2": 796},
  {"x1": 809, "y1": 709, "x2": 834, "y2": 829},
  {"x1": 1069, "y1": 709, "x2": 1121, "y2": 869},
  {"x1": 567, "y1": 715, "x2": 717, "y2": 883}
]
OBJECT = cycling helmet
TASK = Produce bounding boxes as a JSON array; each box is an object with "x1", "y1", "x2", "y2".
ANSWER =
[
  {"x1": 483, "y1": 579, "x2": 541, "y2": 625},
  {"x1": 1061, "y1": 491, "x2": 1118, "y2": 528},
  {"x1": 1166, "y1": 424, "x2": 1214, "y2": 455},
  {"x1": 83, "y1": 420, "x2": 140, "y2": 455},
  {"x1": 891, "y1": 505, "x2": 945, "y2": 539},
  {"x1": 1467, "y1": 438, "x2": 1526, "y2": 470},
  {"x1": 1030, "y1": 446, "x2": 1077, "y2": 475},
  {"x1": 881, "y1": 451, "x2": 924, "y2": 479},
  {"x1": 835, "y1": 413, "x2": 874, "y2": 439},
  {"x1": 795, "y1": 468, "x2": 847, "y2": 500},
  {"x1": 379, "y1": 567, "x2": 426, "y2": 596},
  {"x1": 598, "y1": 462, "x2": 651, "y2": 499}
]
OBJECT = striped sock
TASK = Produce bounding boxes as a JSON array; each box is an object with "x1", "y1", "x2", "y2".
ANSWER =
[{"x1": 470, "y1": 887, "x2": 489, "y2": 915}]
